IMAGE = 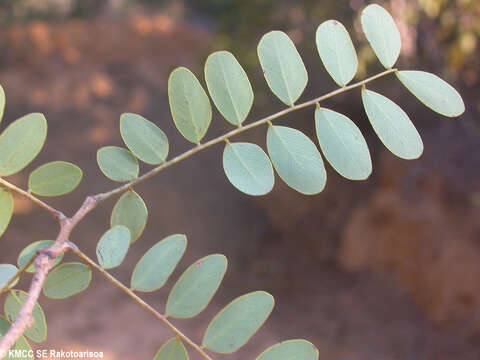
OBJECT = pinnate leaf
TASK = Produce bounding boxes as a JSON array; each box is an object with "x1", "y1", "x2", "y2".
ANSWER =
[
  {"x1": 223, "y1": 142, "x2": 274, "y2": 196},
  {"x1": 166, "y1": 254, "x2": 227, "y2": 318},
  {"x1": 0, "y1": 113, "x2": 47, "y2": 176},
  {"x1": 120, "y1": 113, "x2": 169, "y2": 165},
  {"x1": 0, "y1": 188, "x2": 13, "y2": 238},
  {"x1": 96, "y1": 225, "x2": 131, "y2": 269},
  {"x1": 28, "y1": 161, "x2": 82, "y2": 197},
  {"x1": 315, "y1": 108, "x2": 372, "y2": 180},
  {"x1": 267, "y1": 126, "x2": 326, "y2": 195},
  {"x1": 362, "y1": 88, "x2": 423, "y2": 159},
  {"x1": 153, "y1": 338, "x2": 189, "y2": 360},
  {"x1": 202, "y1": 291, "x2": 274, "y2": 353},
  {"x1": 257, "y1": 31, "x2": 308, "y2": 106},
  {"x1": 316, "y1": 20, "x2": 358, "y2": 87},
  {"x1": 43, "y1": 262, "x2": 92, "y2": 299},
  {"x1": 396, "y1": 70, "x2": 465, "y2": 117},
  {"x1": 131, "y1": 234, "x2": 187, "y2": 292},
  {"x1": 205, "y1": 51, "x2": 253, "y2": 126},
  {"x1": 168, "y1": 67, "x2": 212, "y2": 144},
  {"x1": 18, "y1": 240, "x2": 63, "y2": 273},
  {"x1": 4, "y1": 290, "x2": 47, "y2": 343},
  {"x1": 361, "y1": 4, "x2": 401, "y2": 68},
  {"x1": 97, "y1": 146, "x2": 139, "y2": 182},
  {"x1": 110, "y1": 190, "x2": 148, "y2": 243},
  {"x1": 256, "y1": 339, "x2": 319, "y2": 360}
]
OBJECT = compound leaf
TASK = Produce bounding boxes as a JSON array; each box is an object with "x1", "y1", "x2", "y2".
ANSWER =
[
  {"x1": 131, "y1": 234, "x2": 187, "y2": 292},
  {"x1": 202, "y1": 291, "x2": 275, "y2": 354},
  {"x1": 0, "y1": 264, "x2": 19, "y2": 290},
  {"x1": 315, "y1": 108, "x2": 372, "y2": 180},
  {"x1": 361, "y1": 4, "x2": 401, "y2": 68},
  {"x1": 166, "y1": 254, "x2": 227, "y2": 319},
  {"x1": 0, "y1": 188, "x2": 13, "y2": 238},
  {"x1": 223, "y1": 142, "x2": 274, "y2": 196},
  {"x1": 396, "y1": 70, "x2": 465, "y2": 117},
  {"x1": 97, "y1": 146, "x2": 139, "y2": 182},
  {"x1": 256, "y1": 339, "x2": 319, "y2": 360},
  {"x1": 18, "y1": 240, "x2": 63, "y2": 273},
  {"x1": 0, "y1": 113, "x2": 47, "y2": 176},
  {"x1": 96, "y1": 225, "x2": 131, "y2": 269},
  {"x1": 120, "y1": 113, "x2": 169, "y2": 165},
  {"x1": 43, "y1": 262, "x2": 92, "y2": 299},
  {"x1": 28, "y1": 161, "x2": 82, "y2": 197},
  {"x1": 257, "y1": 31, "x2": 308, "y2": 106},
  {"x1": 4, "y1": 290, "x2": 47, "y2": 343},
  {"x1": 0, "y1": 316, "x2": 32, "y2": 358},
  {"x1": 153, "y1": 338, "x2": 189, "y2": 360},
  {"x1": 205, "y1": 51, "x2": 253, "y2": 126},
  {"x1": 362, "y1": 88, "x2": 423, "y2": 159},
  {"x1": 316, "y1": 20, "x2": 358, "y2": 87},
  {"x1": 168, "y1": 67, "x2": 212, "y2": 144},
  {"x1": 267, "y1": 126, "x2": 326, "y2": 195},
  {"x1": 0, "y1": 85, "x2": 5, "y2": 124},
  {"x1": 110, "y1": 190, "x2": 148, "y2": 243}
]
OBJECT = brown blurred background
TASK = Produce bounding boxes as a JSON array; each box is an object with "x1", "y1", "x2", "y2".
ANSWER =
[{"x1": 0, "y1": 0, "x2": 479, "y2": 359}]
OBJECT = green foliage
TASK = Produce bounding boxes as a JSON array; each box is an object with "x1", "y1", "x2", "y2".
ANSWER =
[
  {"x1": 255, "y1": 339, "x2": 319, "y2": 360},
  {"x1": 97, "y1": 146, "x2": 139, "y2": 182},
  {"x1": 120, "y1": 113, "x2": 169, "y2": 165},
  {"x1": 0, "y1": 113, "x2": 47, "y2": 176},
  {"x1": 110, "y1": 190, "x2": 148, "y2": 243},
  {"x1": 4, "y1": 290, "x2": 47, "y2": 343},
  {"x1": 0, "y1": 189, "x2": 13, "y2": 238},
  {"x1": 96, "y1": 225, "x2": 131, "y2": 269},
  {"x1": 361, "y1": 4, "x2": 401, "y2": 69},
  {"x1": 28, "y1": 161, "x2": 83, "y2": 197},
  {"x1": 0, "y1": 316, "x2": 32, "y2": 359},
  {"x1": 168, "y1": 67, "x2": 212, "y2": 144},
  {"x1": 257, "y1": 31, "x2": 308, "y2": 106},
  {"x1": 205, "y1": 51, "x2": 254, "y2": 126},
  {"x1": 362, "y1": 88, "x2": 423, "y2": 160},
  {"x1": 153, "y1": 337, "x2": 189, "y2": 360},
  {"x1": 315, "y1": 108, "x2": 372, "y2": 180},
  {"x1": 222, "y1": 142, "x2": 274, "y2": 196},
  {"x1": 316, "y1": 19, "x2": 358, "y2": 87},
  {"x1": 0, "y1": 264, "x2": 18, "y2": 290},
  {"x1": 0, "y1": 4, "x2": 468, "y2": 359},
  {"x1": 396, "y1": 71, "x2": 465, "y2": 117},
  {"x1": 43, "y1": 262, "x2": 92, "y2": 299},
  {"x1": 267, "y1": 126, "x2": 326, "y2": 195},
  {"x1": 202, "y1": 291, "x2": 275, "y2": 353},
  {"x1": 131, "y1": 234, "x2": 187, "y2": 292},
  {"x1": 17, "y1": 240, "x2": 64, "y2": 273},
  {"x1": 166, "y1": 254, "x2": 227, "y2": 319}
]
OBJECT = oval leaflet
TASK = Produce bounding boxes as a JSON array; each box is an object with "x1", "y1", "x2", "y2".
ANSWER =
[
  {"x1": 131, "y1": 234, "x2": 187, "y2": 292},
  {"x1": 120, "y1": 113, "x2": 169, "y2": 165},
  {"x1": 223, "y1": 142, "x2": 274, "y2": 196},
  {"x1": 43, "y1": 262, "x2": 92, "y2": 299},
  {"x1": 110, "y1": 190, "x2": 148, "y2": 243},
  {"x1": 28, "y1": 161, "x2": 83, "y2": 197},
  {"x1": 166, "y1": 254, "x2": 227, "y2": 318}
]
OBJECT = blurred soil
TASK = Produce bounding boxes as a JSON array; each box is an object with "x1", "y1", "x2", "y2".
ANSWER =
[{"x1": 0, "y1": 14, "x2": 479, "y2": 360}]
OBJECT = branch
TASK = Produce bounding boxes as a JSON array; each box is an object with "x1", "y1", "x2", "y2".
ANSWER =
[
  {"x1": 70, "y1": 247, "x2": 213, "y2": 360},
  {"x1": 0, "y1": 197, "x2": 96, "y2": 358},
  {"x1": 0, "y1": 68, "x2": 396, "y2": 356},
  {"x1": 0, "y1": 178, "x2": 66, "y2": 222}
]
